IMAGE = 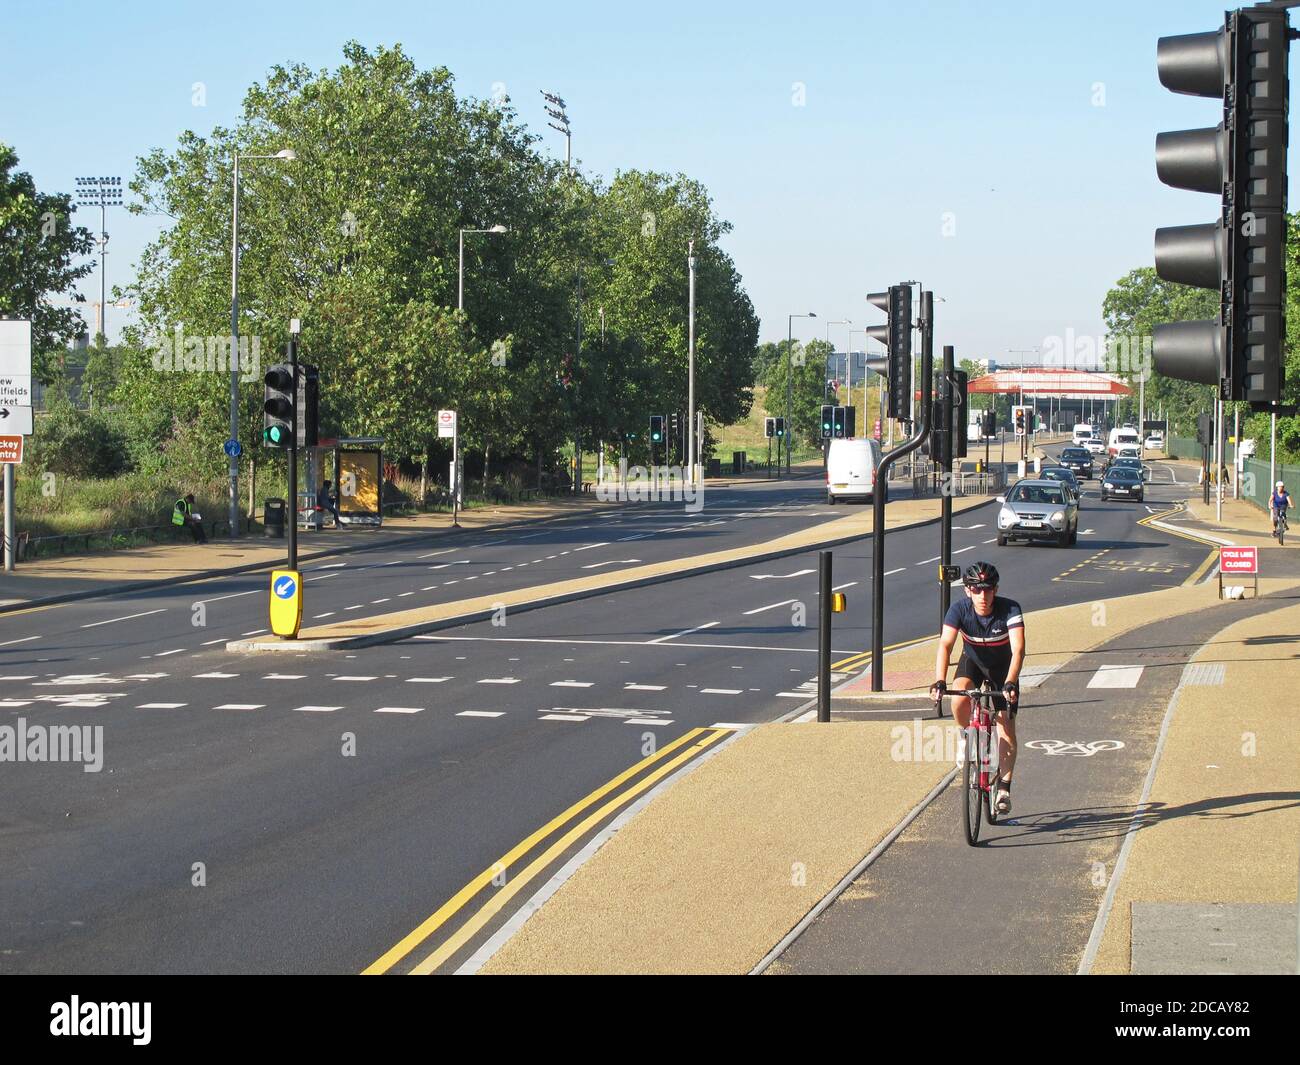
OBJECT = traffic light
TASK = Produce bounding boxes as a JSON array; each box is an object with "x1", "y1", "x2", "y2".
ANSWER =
[
  {"x1": 951, "y1": 370, "x2": 968, "y2": 460},
  {"x1": 866, "y1": 284, "x2": 912, "y2": 418},
  {"x1": 764, "y1": 416, "x2": 775, "y2": 439},
  {"x1": 774, "y1": 417, "x2": 785, "y2": 438},
  {"x1": 650, "y1": 415, "x2": 664, "y2": 445},
  {"x1": 832, "y1": 405, "x2": 846, "y2": 438},
  {"x1": 263, "y1": 364, "x2": 294, "y2": 448},
  {"x1": 821, "y1": 404, "x2": 834, "y2": 438},
  {"x1": 844, "y1": 405, "x2": 856, "y2": 438},
  {"x1": 297, "y1": 363, "x2": 319, "y2": 448},
  {"x1": 982, "y1": 411, "x2": 996, "y2": 437},
  {"x1": 1014, "y1": 409, "x2": 1025, "y2": 436},
  {"x1": 1153, "y1": 8, "x2": 1290, "y2": 407},
  {"x1": 1196, "y1": 412, "x2": 1212, "y2": 446}
]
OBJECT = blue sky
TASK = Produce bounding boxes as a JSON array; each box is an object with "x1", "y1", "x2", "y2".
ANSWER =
[{"x1": 3, "y1": 0, "x2": 1292, "y2": 363}]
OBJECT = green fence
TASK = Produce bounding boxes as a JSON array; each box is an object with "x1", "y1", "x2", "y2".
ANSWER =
[{"x1": 1167, "y1": 433, "x2": 1298, "y2": 512}]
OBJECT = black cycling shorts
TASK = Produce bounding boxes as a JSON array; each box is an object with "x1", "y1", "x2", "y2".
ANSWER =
[{"x1": 954, "y1": 655, "x2": 1016, "y2": 716}]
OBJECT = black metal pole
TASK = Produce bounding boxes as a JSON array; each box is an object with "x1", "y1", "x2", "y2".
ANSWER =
[
  {"x1": 872, "y1": 289, "x2": 933, "y2": 691},
  {"x1": 818, "y1": 550, "x2": 832, "y2": 722},
  {"x1": 288, "y1": 331, "x2": 298, "y2": 572},
  {"x1": 940, "y1": 344, "x2": 954, "y2": 624}
]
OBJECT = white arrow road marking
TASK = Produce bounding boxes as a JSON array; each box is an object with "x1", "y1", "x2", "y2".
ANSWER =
[
  {"x1": 749, "y1": 569, "x2": 815, "y2": 581},
  {"x1": 581, "y1": 559, "x2": 642, "y2": 569},
  {"x1": 649, "y1": 621, "x2": 719, "y2": 644}
]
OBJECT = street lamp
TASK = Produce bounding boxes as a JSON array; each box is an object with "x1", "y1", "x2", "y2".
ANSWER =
[
  {"x1": 541, "y1": 90, "x2": 571, "y2": 172},
  {"x1": 458, "y1": 225, "x2": 508, "y2": 311},
  {"x1": 229, "y1": 147, "x2": 295, "y2": 539},
  {"x1": 74, "y1": 176, "x2": 124, "y2": 342},
  {"x1": 787, "y1": 312, "x2": 817, "y2": 473}
]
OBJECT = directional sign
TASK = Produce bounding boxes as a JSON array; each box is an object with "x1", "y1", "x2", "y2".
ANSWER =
[
  {"x1": 0, "y1": 406, "x2": 32, "y2": 435},
  {"x1": 223, "y1": 438, "x2": 242, "y2": 459},
  {"x1": 0, "y1": 377, "x2": 31, "y2": 406},
  {"x1": 0, "y1": 435, "x2": 23, "y2": 464},
  {"x1": 0, "y1": 320, "x2": 32, "y2": 377},
  {"x1": 269, "y1": 568, "x2": 302, "y2": 638},
  {"x1": 438, "y1": 409, "x2": 457, "y2": 439}
]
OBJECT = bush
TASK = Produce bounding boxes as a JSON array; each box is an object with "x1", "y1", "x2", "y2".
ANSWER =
[{"x1": 28, "y1": 401, "x2": 131, "y2": 478}]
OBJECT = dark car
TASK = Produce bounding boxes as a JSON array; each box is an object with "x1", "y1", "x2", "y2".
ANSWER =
[
  {"x1": 1058, "y1": 447, "x2": 1094, "y2": 479},
  {"x1": 1038, "y1": 465, "x2": 1081, "y2": 500},
  {"x1": 1100, "y1": 467, "x2": 1144, "y2": 502}
]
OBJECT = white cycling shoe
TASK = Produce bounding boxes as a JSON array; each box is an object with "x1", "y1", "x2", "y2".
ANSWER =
[{"x1": 995, "y1": 781, "x2": 1012, "y2": 814}]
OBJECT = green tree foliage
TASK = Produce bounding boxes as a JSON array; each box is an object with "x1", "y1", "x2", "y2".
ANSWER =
[
  {"x1": 764, "y1": 338, "x2": 833, "y2": 448},
  {"x1": 0, "y1": 143, "x2": 94, "y2": 356},
  {"x1": 117, "y1": 43, "x2": 759, "y2": 485},
  {"x1": 28, "y1": 399, "x2": 130, "y2": 478}
]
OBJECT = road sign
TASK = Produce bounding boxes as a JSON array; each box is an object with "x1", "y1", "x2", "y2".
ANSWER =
[
  {"x1": 0, "y1": 436, "x2": 22, "y2": 464},
  {"x1": 0, "y1": 406, "x2": 32, "y2": 435},
  {"x1": 0, "y1": 377, "x2": 31, "y2": 406},
  {"x1": 1220, "y1": 546, "x2": 1258, "y2": 575},
  {"x1": 223, "y1": 439, "x2": 242, "y2": 458},
  {"x1": 438, "y1": 409, "x2": 457, "y2": 439},
  {"x1": 269, "y1": 568, "x2": 303, "y2": 638},
  {"x1": 0, "y1": 320, "x2": 32, "y2": 377}
]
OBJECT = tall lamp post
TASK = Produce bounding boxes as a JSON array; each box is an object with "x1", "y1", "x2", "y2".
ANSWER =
[
  {"x1": 786, "y1": 312, "x2": 817, "y2": 473},
  {"x1": 458, "y1": 225, "x2": 508, "y2": 310},
  {"x1": 74, "y1": 176, "x2": 123, "y2": 342},
  {"x1": 230, "y1": 147, "x2": 296, "y2": 539}
]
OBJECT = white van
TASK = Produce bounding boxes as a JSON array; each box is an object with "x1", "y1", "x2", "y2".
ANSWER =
[
  {"x1": 1072, "y1": 424, "x2": 1094, "y2": 447},
  {"x1": 1107, "y1": 427, "x2": 1141, "y2": 456},
  {"x1": 826, "y1": 438, "x2": 885, "y2": 504}
]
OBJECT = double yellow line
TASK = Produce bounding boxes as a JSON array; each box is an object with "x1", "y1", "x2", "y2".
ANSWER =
[
  {"x1": 363, "y1": 725, "x2": 732, "y2": 976},
  {"x1": 1137, "y1": 502, "x2": 1221, "y2": 583},
  {"x1": 832, "y1": 634, "x2": 936, "y2": 673}
]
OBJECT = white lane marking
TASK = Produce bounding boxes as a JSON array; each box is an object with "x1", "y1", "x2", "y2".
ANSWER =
[
  {"x1": 624, "y1": 718, "x2": 674, "y2": 726},
  {"x1": 540, "y1": 713, "x2": 588, "y2": 722},
  {"x1": 983, "y1": 538, "x2": 998, "y2": 544},
  {"x1": 406, "y1": 677, "x2": 452, "y2": 683},
  {"x1": 313, "y1": 612, "x2": 336, "y2": 619},
  {"x1": 421, "y1": 586, "x2": 439, "y2": 592},
  {"x1": 376, "y1": 706, "x2": 425, "y2": 714},
  {"x1": 399, "y1": 592, "x2": 415, "y2": 597},
  {"x1": 291, "y1": 705, "x2": 342, "y2": 713},
  {"x1": 1080, "y1": 529, "x2": 1095, "y2": 535},
  {"x1": 194, "y1": 672, "x2": 238, "y2": 679},
  {"x1": 617, "y1": 533, "x2": 651, "y2": 541},
  {"x1": 81, "y1": 609, "x2": 166, "y2": 629},
  {"x1": 419, "y1": 549, "x2": 456, "y2": 559},
  {"x1": 625, "y1": 683, "x2": 666, "y2": 691},
  {"x1": 417, "y1": 635, "x2": 845, "y2": 654},
  {"x1": 478, "y1": 677, "x2": 521, "y2": 684},
  {"x1": 126, "y1": 673, "x2": 168, "y2": 679},
  {"x1": 777, "y1": 692, "x2": 813, "y2": 698},
  {"x1": 915, "y1": 556, "x2": 940, "y2": 566},
  {"x1": 201, "y1": 638, "x2": 228, "y2": 646},
  {"x1": 152, "y1": 648, "x2": 187, "y2": 657},
  {"x1": 0, "y1": 674, "x2": 37, "y2": 680},
  {"x1": 334, "y1": 675, "x2": 377, "y2": 681},
  {"x1": 444, "y1": 580, "x2": 460, "y2": 585},
  {"x1": 550, "y1": 680, "x2": 594, "y2": 687},
  {"x1": 305, "y1": 573, "x2": 340, "y2": 582},
  {"x1": 1086, "y1": 665, "x2": 1145, "y2": 689},
  {"x1": 572, "y1": 542, "x2": 610, "y2": 552},
  {"x1": 214, "y1": 703, "x2": 264, "y2": 710},
  {"x1": 649, "y1": 621, "x2": 720, "y2": 644},
  {"x1": 743, "y1": 599, "x2": 798, "y2": 616},
  {"x1": 1018, "y1": 664, "x2": 1060, "y2": 689},
  {"x1": 701, "y1": 688, "x2": 743, "y2": 695},
  {"x1": 137, "y1": 703, "x2": 186, "y2": 709},
  {"x1": 457, "y1": 710, "x2": 504, "y2": 718},
  {"x1": 383, "y1": 560, "x2": 402, "y2": 566},
  {"x1": 953, "y1": 524, "x2": 986, "y2": 530},
  {"x1": 709, "y1": 723, "x2": 753, "y2": 730},
  {"x1": 317, "y1": 562, "x2": 347, "y2": 568},
  {"x1": 832, "y1": 582, "x2": 858, "y2": 591},
  {"x1": 0, "y1": 700, "x2": 33, "y2": 707},
  {"x1": 0, "y1": 636, "x2": 41, "y2": 646},
  {"x1": 264, "y1": 673, "x2": 306, "y2": 680},
  {"x1": 884, "y1": 568, "x2": 905, "y2": 576},
  {"x1": 371, "y1": 598, "x2": 391, "y2": 604},
  {"x1": 749, "y1": 569, "x2": 815, "y2": 581},
  {"x1": 344, "y1": 606, "x2": 363, "y2": 611},
  {"x1": 194, "y1": 589, "x2": 260, "y2": 605},
  {"x1": 581, "y1": 559, "x2": 641, "y2": 569},
  {"x1": 953, "y1": 546, "x2": 976, "y2": 555}
]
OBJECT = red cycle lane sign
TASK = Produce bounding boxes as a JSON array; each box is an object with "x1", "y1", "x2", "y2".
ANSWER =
[{"x1": 1220, "y1": 546, "x2": 1258, "y2": 574}]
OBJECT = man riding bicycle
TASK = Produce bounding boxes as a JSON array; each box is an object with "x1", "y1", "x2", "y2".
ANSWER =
[
  {"x1": 1271, "y1": 481, "x2": 1292, "y2": 534},
  {"x1": 930, "y1": 562, "x2": 1025, "y2": 814}
]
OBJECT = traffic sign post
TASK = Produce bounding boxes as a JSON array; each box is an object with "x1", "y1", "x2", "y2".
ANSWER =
[
  {"x1": 438, "y1": 410, "x2": 458, "y2": 527},
  {"x1": 269, "y1": 569, "x2": 303, "y2": 638},
  {"x1": 0, "y1": 321, "x2": 31, "y2": 573},
  {"x1": 0, "y1": 406, "x2": 32, "y2": 435}
]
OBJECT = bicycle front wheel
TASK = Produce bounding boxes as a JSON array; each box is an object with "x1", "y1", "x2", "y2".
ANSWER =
[{"x1": 962, "y1": 735, "x2": 982, "y2": 846}]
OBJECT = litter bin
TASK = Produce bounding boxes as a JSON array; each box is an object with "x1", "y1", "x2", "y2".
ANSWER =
[
  {"x1": 264, "y1": 498, "x2": 286, "y2": 539},
  {"x1": 732, "y1": 451, "x2": 745, "y2": 475},
  {"x1": 707, "y1": 457, "x2": 722, "y2": 478}
]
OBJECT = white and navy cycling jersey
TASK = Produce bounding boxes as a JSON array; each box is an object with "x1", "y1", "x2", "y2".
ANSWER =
[{"x1": 943, "y1": 595, "x2": 1024, "y2": 677}]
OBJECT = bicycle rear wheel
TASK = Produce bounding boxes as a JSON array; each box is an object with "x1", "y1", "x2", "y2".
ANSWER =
[{"x1": 962, "y1": 730, "x2": 982, "y2": 846}]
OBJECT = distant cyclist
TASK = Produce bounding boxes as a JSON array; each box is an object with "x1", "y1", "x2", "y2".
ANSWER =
[
  {"x1": 930, "y1": 562, "x2": 1025, "y2": 814},
  {"x1": 1270, "y1": 481, "x2": 1292, "y2": 535}
]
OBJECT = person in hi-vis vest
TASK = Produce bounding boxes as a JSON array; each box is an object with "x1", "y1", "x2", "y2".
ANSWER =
[{"x1": 171, "y1": 493, "x2": 206, "y2": 543}]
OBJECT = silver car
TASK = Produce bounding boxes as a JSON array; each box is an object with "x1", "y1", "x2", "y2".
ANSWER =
[{"x1": 996, "y1": 479, "x2": 1079, "y2": 547}]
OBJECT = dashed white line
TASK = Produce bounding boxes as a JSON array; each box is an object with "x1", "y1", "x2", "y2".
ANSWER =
[
  {"x1": 334, "y1": 675, "x2": 377, "y2": 681},
  {"x1": 743, "y1": 599, "x2": 798, "y2": 616},
  {"x1": 214, "y1": 703, "x2": 263, "y2": 711},
  {"x1": 457, "y1": 710, "x2": 504, "y2": 718},
  {"x1": 81, "y1": 609, "x2": 166, "y2": 629},
  {"x1": 540, "y1": 713, "x2": 588, "y2": 722},
  {"x1": 152, "y1": 648, "x2": 187, "y2": 657},
  {"x1": 406, "y1": 677, "x2": 452, "y2": 683},
  {"x1": 550, "y1": 680, "x2": 594, "y2": 688},
  {"x1": 194, "y1": 672, "x2": 239, "y2": 679},
  {"x1": 375, "y1": 706, "x2": 424, "y2": 714},
  {"x1": 478, "y1": 677, "x2": 521, "y2": 685},
  {"x1": 625, "y1": 683, "x2": 666, "y2": 691},
  {"x1": 701, "y1": 688, "x2": 743, "y2": 695},
  {"x1": 291, "y1": 705, "x2": 342, "y2": 713},
  {"x1": 649, "y1": 621, "x2": 719, "y2": 644},
  {"x1": 137, "y1": 703, "x2": 186, "y2": 709}
]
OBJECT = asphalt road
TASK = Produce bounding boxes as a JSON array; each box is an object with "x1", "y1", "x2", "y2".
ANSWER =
[{"x1": 0, "y1": 460, "x2": 1215, "y2": 973}]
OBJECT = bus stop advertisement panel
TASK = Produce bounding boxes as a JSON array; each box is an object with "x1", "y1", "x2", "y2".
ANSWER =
[{"x1": 336, "y1": 440, "x2": 383, "y2": 526}]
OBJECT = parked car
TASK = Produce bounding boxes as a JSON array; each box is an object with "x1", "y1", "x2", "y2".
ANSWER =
[
  {"x1": 1100, "y1": 467, "x2": 1145, "y2": 502},
  {"x1": 996, "y1": 479, "x2": 1079, "y2": 547},
  {"x1": 1058, "y1": 447, "x2": 1094, "y2": 479},
  {"x1": 826, "y1": 438, "x2": 885, "y2": 504}
]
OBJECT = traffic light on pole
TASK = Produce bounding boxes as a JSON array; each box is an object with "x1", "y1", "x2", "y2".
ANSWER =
[
  {"x1": 866, "y1": 284, "x2": 912, "y2": 419},
  {"x1": 774, "y1": 417, "x2": 785, "y2": 438},
  {"x1": 650, "y1": 415, "x2": 664, "y2": 445},
  {"x1": 951, "y1": 370, "x2": 968, "y2": 460},
  {"x1": 764, "y1": 416, "x2": 775, "y2": 439},
  {"x1": 263, "y1": 364, "x2": 294, "y2": 448},
  {"x1": 832, "y1": 405, "x2": 846, "y2": 438},
  {"x1": 821, "y1": 404, "x2": 834, "y2": 438},
  {"x1": 1153, "y1": 8, "x2": 1290, "y2": 407},
  {"x1": 1014, "y1": 409, "x2": 1025, "y2": 436}
]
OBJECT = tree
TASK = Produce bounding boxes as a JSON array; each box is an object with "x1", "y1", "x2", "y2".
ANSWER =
[
  {"x1": 764, "y1": 338, "x2": 832, "y2": 448},
  {"x1": 0, "y1": 143, "x2": 94, "y2": 353}
]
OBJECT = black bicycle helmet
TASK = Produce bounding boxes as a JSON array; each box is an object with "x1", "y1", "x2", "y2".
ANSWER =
[{"x1": 963, "y1": 562, "x2": 999, "y2": 589}]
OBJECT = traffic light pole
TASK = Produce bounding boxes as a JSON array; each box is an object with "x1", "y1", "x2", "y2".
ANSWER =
[
  {"x1": 940, "y1": 344, "x2": 954, "y2": 624},
  {"x1": 871, "y1": 290, "x2": 933, "y2": 692},
  {"x1": 287, "y1": 327, "x2": 299, "y2": 572}
]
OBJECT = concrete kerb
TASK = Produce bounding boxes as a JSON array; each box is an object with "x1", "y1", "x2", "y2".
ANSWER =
[
  {"x1": 226, "y1": 497, "x2": 1000, "y2": 653},
  {"x1": 0, "y1": 499, "x2": 622, "y2": 617}
]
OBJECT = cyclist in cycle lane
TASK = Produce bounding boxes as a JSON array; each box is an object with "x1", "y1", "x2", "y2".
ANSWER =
[
  {"x1": 930, "y1": 562, "x2": 1025, "y2": 814},
  {"x1": 1270, "y1": 481, "x2": 1291, "y2": 539}
]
